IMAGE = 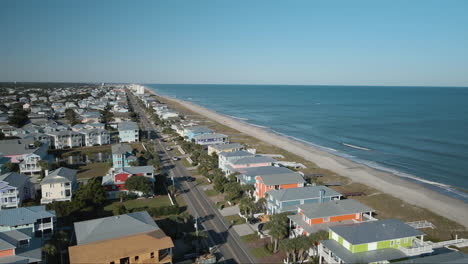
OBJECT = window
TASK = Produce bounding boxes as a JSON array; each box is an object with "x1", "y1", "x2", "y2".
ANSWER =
[
  {"x1": 134, "y1": 256, "x2": 139, "y2": 261},
  {"x1": 323, "y1": 217, "x2": 330, "y2": 222},
  {"x1": 404, "y1": 237, "x2": 409, "y2": 244},
  {"x1": 110, "y1": 262, "x2": 115, "y2": 264},
  {"x1": 390, "y1": 240, "x2": 395, "y2": 247},
  {"x1": 150, "y1": 252, "x2": 154, "y2": 259}
]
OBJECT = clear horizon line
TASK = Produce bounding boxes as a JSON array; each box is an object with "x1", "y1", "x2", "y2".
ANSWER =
[{"x1": 1, "y1": 81, "x2": 468, "y2": 88}]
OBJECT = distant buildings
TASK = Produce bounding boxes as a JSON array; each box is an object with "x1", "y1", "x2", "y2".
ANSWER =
[
  {"x1": 207, "y1": 142, "x2": 244, "y2": 155},
  {"x1": 193, "y1": 133, "x2": 229, "y2": 146},
  {"x1": 118, "y1": 121, "x2": 139, "y2": 143},
  {"x1": 40, "y1": 167, "x2": 77, "y2": 204},
  {"x1": 68, "y1": 211, "x2": 174, "y2": 264}
]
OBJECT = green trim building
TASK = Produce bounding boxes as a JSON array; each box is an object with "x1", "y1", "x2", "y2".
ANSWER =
[{"x1": 318, "y1": 219, "x2": 432, "y2": 264}]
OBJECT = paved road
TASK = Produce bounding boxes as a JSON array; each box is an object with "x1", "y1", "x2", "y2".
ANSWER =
[{"x1": 128, "y1": 92, "x2": 255, "y2": 264}]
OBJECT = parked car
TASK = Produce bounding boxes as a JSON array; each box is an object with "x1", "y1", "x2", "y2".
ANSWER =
[
  {"x1": 172, "y1": 157, "x2": 179, "y2": 161},
  {"x1": 166, "y1": 147, "x2": 172, "y2": 151}
]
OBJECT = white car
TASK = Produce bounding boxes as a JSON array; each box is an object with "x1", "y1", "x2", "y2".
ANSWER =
[{"x1": 172, "y1": 157, "x2": 179, "y2": 161}]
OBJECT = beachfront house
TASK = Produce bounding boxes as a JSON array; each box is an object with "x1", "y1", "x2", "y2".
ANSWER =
[
  {"x1": 40, "y1": 167, "x2": 77, "y2": 204},
  {"x1": 288, "y1": 199, "x2": 375, "y2": 237},
  {"x1": 183, "y1": 126, "x2": 213, "y2": 140},
  {"x1": 207, "y1": 143, "x2": 244, "y2": 155},
  {"x1": 118, "y1": 121, "x2": 139, "y2": 143},
  {"x1": 266, "y1": 186, "x2": 342, "y2": 214},
  {"x1": 102, "y1": 166, "x2": 155, "y2": 198},
  {"x1": 218, "y1": 150, "x2": 255, "y2": 174},
  {"x1": 193, "y1": 133, "x2": 228, "y2": 146},
  {"x1": 254, "y1": 170, "x2": 306, "y2": 200},
  {"x1": 318, "y1": 219, "x2": 431, "y2": 264},
  {"x1": 236, "y1": 166, "x2": 295, "y2": 185},
  {"x1": 0, "y1": 172, "x2": 34, "y2": 209},
  {"x1": 68, "y1": 211, "x2": 174, "y2": 264},
  {"x1": 224, "y1": 156, "x2": 276, "y2": 175},
  {"x1": 112, "y1": 143, "x2": 137, "y2": 168}
]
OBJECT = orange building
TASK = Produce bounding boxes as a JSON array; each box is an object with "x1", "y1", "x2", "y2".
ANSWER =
[
  {"x1": 254, "y1": 171, "x2": 306, "y2": 200},
  {"x1": 69, "y1": 211, "x2": 174, "y2": 264},
  {"x1": 288, "y1": 199, "x2": 375, "y2": 236}
]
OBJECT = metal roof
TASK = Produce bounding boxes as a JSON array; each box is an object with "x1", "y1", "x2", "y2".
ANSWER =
[
  {"x1": 41, "y1": 167, "x2": 77, "y2": 185},
  {"x1": 120, "y1": 165, "x2": 154, "y2": 175},
  {"x1": 74, "y1": 211, "x2": 160, "y2": 245},
  {"x1": 193, "y1": 133, "x2": 227, "y2": 140},
  {"x1": 0, "y1": 172, "x2": 29, "y2": 188},
  {"x1": 330, "y1": 219, "x2": 425, "y2": 245},
  {"x1": 394, "y1": 251, "x2": 468, "y2": 264},
  {"x1": 231, "y1": 156, "x2": 275, "y2": 165},
  {"x1": 111, "y1": 143, "x2": 133, "y2": 155},
  {"x1": 320, "y1": 239, "x2": 407, "y2": 263},
  {"x1": 258, "y1": 172, "x2": 305, "y2": 186},
  {"x1": 0, "y1": 138, "x2": 37, "y2": 156},
  {"x1": 118, "y1": 121, "x2": 138, "y2": 131},
  {"x1": 267, "y1": 186, "x2": 342, "y2": 202},
  {"x1": 239, "y1": 165, "x2": 292, "y2": 176},
  {"x1": 298, "y1": 199, "x2": 373, "y2": 219},
  {"x1": 0, "y1": 206, "x2": 56, "y2": 227},
  {"x1": 218, "y1": 150, "x2": 254, "y2": 158},
  {"x1": 210, "y1": 143, "x2": 244, "y2": 151}
]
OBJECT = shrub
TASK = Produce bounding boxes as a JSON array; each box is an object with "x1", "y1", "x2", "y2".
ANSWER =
[{"x1": 148, "y1": 205, "x2": 180, "y2": 217}]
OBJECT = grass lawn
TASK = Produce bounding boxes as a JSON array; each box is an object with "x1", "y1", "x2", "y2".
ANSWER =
[
  {"x1": 224, "y1": 214, "x2": 246, "y2": 226},
  {"x1": 241, "y1": 233, "x2": 260, "y2": 243},
  {"x1": 77, "y1": 162, "x2": 110, "y2": 179},
  {"x1": 204, "y1": 189, "x2": 218, "y2": 197},
  {"x1": 250, "y1": 246, "x2": 272, "y2": 259},
  {"x1": 195, "y1": 177, "x2": 209, "y2": 186},
  {"x1": 181, "y1": 158, "x2": 192, "y2": 167},
  {"x1": 104, "y1": 195, "x2": 172, "y2": 212}
]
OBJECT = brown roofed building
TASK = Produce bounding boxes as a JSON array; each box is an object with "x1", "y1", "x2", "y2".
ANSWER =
[{"x1": 68, "y1": 211, "x2": 174, "y2": 264}]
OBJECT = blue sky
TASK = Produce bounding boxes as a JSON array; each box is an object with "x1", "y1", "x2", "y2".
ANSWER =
[{"x1": 1, "y1": 0, "x2": 468, "y2": 86}]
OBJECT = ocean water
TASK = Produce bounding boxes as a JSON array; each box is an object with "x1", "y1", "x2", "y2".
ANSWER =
[{"x1": 147, "y1": 84, "x2": 468, "y2": 202}]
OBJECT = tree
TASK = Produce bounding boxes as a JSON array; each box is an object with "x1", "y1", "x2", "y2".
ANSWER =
[
  {"x1": 65, "y1": 108, "x2": 80, "y2": 125},
  {"x1": 113, "y1": 203, "x2": 127, "y2": 216},
  {"x1": 213, "y1": 175, "x2": 228, "y2": 193},
  {"x1": 73, "y1": 177, "x2": 106, "y2": 206},
  {"x1": 239, "y1": 197, "x2": 256, "y2": 218},
  {"x1": 38, "y1": 160, "x2": 49, "y2": 179},
  {"x1": 42, "y1": 243, "x2": 57, "y2": 263},
  {"x1": 124, "y1": 176, "x2": 153, "y2": 196},
  {"x1": 4, "y1": 162, "x2": 18, "y2": 172},
  {"x1": 118, "y1": 191, "x2": 127, "y2": 203},
  {"x1": 224, "y1": 182, "x2": 242, "y2": 201},
  {"x1": 265, "y1": 212, "x2": 292, "y2": 252},
  {"x1": 256, "y1": 197, "x2": 267, "y2": 214},
  {"x1": 8, "y1": 106, "x2": 29, "y2": 127}
]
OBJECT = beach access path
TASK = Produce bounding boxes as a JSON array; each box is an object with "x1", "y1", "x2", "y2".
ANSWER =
[{"x1": 149, "y1": 89, "x2": 468, "y2": 229}]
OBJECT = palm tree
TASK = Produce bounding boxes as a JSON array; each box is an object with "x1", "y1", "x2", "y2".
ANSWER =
[
  {"x1": 42, "y1": 243, "x2": 57, "y2": 263},
  {"x1": 239, "y1": 197, "x2": 256, "y2": 218},
  {"x1": 256, "y1": 197, "x2": 267, "y2": 214},
  {"x1": 265, "y1": 213, "x2": 291, "y2": 252}
]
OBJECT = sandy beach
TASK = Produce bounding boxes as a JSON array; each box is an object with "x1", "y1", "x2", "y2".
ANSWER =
[{"x1": 146, "y1": 88, "x2": 468, "y2": 229}]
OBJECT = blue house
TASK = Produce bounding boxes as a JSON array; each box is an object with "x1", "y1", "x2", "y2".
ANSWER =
[
  {"x1": 266, "y1": 186, "x2": 342, "y2": 214},
  {"x1": 236, "y1": 166, "x2": 294, "y2": 185},
  {"x1": 111, "y1": 144, "x2": 137, "y2": 168},
  {"x1": 184, "y1": 126, "x2": 213, "y2": 140}
]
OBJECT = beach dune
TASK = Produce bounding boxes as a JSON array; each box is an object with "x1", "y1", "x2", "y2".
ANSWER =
[{"x1": 147, "y1": 88, "x2": 468, "y2": 229}]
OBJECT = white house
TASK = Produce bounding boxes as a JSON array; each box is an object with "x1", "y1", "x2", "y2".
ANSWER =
[
  {"x1": 40, "y1": 167, "x2": 77, "y2": 204},
  {"x1": 118, "y1": 121, "x2": 139, "y2": 143}
]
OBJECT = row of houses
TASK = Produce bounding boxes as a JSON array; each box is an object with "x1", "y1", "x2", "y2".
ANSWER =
[{"x1": 134, "y1": 89, "x2": 468, "y2": 264}]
